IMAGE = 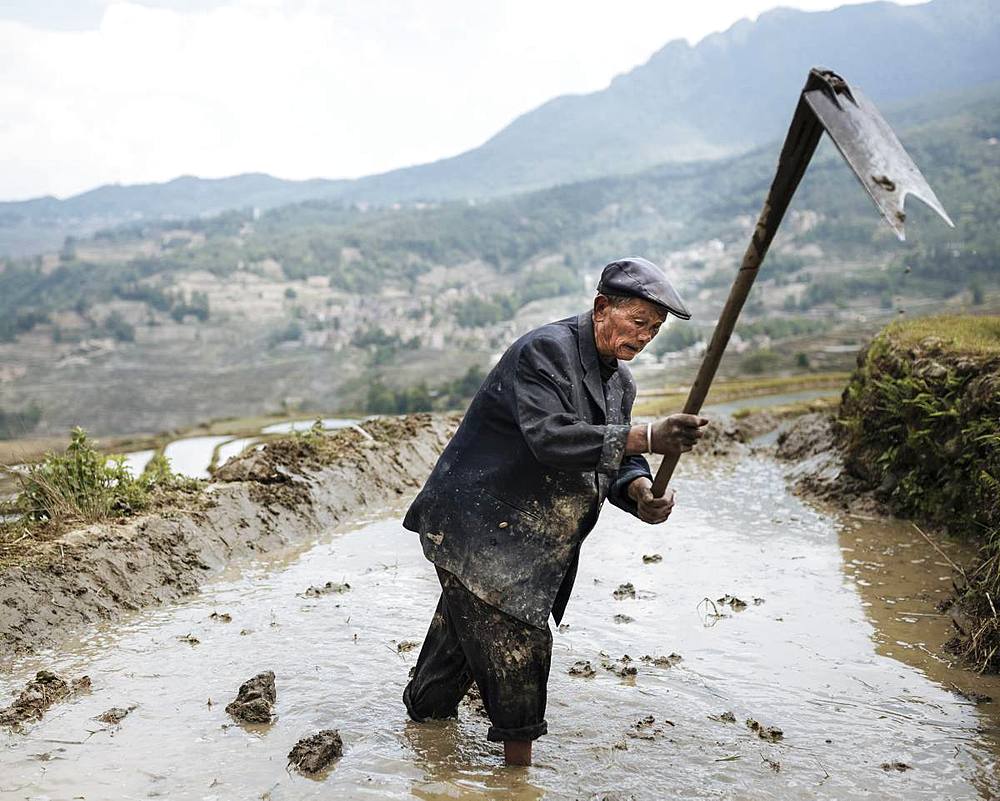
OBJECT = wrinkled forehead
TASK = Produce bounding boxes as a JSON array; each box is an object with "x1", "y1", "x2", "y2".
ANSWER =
[{"x1": 605, "y1": 295, "x2": 669, "y2": 323}]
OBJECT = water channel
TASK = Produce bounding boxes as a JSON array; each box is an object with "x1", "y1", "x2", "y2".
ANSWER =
[{"x1": 2, "y1": 453, "x2": 998, "y2": 800}]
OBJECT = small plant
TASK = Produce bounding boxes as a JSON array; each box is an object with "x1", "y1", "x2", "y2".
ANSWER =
[{"x1": 15, "y1": 428, "x2": 177, "y2": 527}]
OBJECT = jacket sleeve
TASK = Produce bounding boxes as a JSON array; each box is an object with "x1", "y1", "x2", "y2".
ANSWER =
[
  {"x1": 513, "y1": 337, "x2": 631, "y2": 473},
  {"x1": 607, "y1": 369, "x2": 653, "y2": 517},
  {"x1": 608, "y1": 454, "x2": 653, "y2": 517}
]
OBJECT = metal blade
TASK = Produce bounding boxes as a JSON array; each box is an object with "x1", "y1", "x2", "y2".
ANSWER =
[{"x1": 805, "y1": 85, "x2": 954, "y2": 241}]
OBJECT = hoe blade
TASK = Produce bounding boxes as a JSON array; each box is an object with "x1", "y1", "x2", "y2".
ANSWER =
[{"x1": 805, "y1": 80, "x2": 954, "y2": 241}]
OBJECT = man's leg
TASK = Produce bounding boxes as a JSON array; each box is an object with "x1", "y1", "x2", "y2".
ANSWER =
[
  {"x1": 438, "y1": 570, "x2": 552, "y2": 766},
  {"x1": 403, "y1": 581, "x2": 474, "y2": 722},
  {"x1": 503, "y1": 740, "x2": 532, "y2": 766}
]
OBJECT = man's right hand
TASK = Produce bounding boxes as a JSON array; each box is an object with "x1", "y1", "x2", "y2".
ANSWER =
[{"x1": 650, "y1": 414, "x2": 709, "y2": 456}]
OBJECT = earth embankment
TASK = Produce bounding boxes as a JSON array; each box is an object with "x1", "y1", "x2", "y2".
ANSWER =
[
  {"x1": 0, "y1": 415, "x2": 458, "y2": 665},
  {"x1": 778, "y1": 315, "x2": 1000, "y2": 670}
]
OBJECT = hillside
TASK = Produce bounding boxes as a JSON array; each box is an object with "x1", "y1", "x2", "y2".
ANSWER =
[
  {"x1": 0, "y1": 80, "x2": 996, "y2": 438},
  {"x1": 1, "y1": 0, "x2": 998, "y2": 258}
]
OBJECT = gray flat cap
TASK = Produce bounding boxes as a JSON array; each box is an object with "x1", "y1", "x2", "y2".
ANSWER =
[{"x1": 597, "y1": 257, "x2": 691, "y2": 320}]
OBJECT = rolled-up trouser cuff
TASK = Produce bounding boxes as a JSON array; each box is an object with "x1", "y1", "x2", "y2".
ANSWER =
[
  {"x1": 598, "y1": 423, "x2": 631, "y2": 474},
  {"x1": 487, "y1": 720, "x2": 548, "y2": 743}
]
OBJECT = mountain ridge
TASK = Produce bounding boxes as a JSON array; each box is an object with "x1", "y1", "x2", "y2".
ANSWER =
[{"x1": 1, "y1": 0, "x2": 996, "y2": 257}]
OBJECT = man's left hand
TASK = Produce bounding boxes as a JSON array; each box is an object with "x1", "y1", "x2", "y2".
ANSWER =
[{"x1": 628, "y1": 477, "x2": 675, "y2": 524}]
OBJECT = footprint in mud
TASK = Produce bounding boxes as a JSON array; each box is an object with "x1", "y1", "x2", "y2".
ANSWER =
[
  {"x1": 881, "y1": 761, "x2": 912, "y2": 772},
  {"x1": 642, "y1": 553, "x2": 663, "y2": 564},
  {"x1": 0, "y1": 671, "x2": 91, "y2": 729},
  {"x1": 568, "y1": 660, "x2": 596, "y2": 678},
  {"x1": 209, "y1": 611, "x2": 232, "y2": 623},
  {"x1": 613, "y1": 614, "x2": 634, "y2": 624},
  {"x1": 708, "y1": 711, "x2": 737, "y2": 723},
  {"x1": 612, "y1": 583, "x2": 636, "y2": 600},
  {"x1": 395, "y1": 640, "x2": 419, "y2": 653}
]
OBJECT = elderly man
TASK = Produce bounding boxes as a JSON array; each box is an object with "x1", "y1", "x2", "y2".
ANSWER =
[{"x1": 402, "y1": 257, "x2": 708, "y2": 766}]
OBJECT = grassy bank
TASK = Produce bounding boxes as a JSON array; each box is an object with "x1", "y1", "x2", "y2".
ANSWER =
[{"x1": 839, "y1": 315, "x2": 1000, "y2": 670}]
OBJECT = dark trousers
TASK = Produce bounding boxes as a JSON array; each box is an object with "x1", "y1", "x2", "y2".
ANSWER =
[{"x1": 403, "y1": 567, "x2": 551, "y2": 742}]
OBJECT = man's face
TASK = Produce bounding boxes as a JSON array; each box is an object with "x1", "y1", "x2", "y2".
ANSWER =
[{"x1": 593, "y1": 296, "x2": 668, "y2": 360}]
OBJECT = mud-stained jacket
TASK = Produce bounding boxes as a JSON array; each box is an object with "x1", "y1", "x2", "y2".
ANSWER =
[{"x1": 403, "y1": 311, "x2": 652, "y2": 628}]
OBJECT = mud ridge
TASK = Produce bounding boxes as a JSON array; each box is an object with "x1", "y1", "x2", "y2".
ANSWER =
[{"x1": 0, "y1": 414, "x2": 459, "y2": 666}]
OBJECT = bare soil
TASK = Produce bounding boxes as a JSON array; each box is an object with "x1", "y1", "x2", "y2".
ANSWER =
[{"x1": 0, "y1": 414, "x2": 458, "y2": 666}]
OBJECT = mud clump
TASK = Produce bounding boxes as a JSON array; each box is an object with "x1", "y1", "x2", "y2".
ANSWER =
[
  {"x1": 640, "y1": 653, "x2": 682, "y2": 668},
  {"x1": 0, "y1": 670, "x2": 91, "y2": 728},
  {"x1": 460, "y1": 682, "x2": 489, "y2": 718},
  {"x1": 568, "y1": 660, "x2": 596, "y2": 678},
  {"x1": 717, "y1": 594, "x2": 748, "y2": 612},
  {"x1": 288, "y1": 729, "x2": 343, "y2": 775},
  {"x1": 601, "y1": 654, "x2": 637, "y2": 678},
  {"x1": 709, "y1": 711, "x2": 737, "y2": 723},
  {"x1": 626, "y1": 714, "x2": 673, "y2": 741},
  {"x1": 612, "y1": 583, "x2": 636, "y2": 600},
  {"x1": 613, "y1": 614, "x2": 634, "y2": 624},
  {"x1": 746, "y1": 717, "x2": 783, "y2": 742},
  {"x1": 226, "y1": 671, "x2": 276, "y2": 723},
  {"x1": 642, "y1": 554, "x2": 662, "y2": 564},
  {"x1": 881, "y1": 761, "x2": 912, "y2": 772},
  {"x1": 209, "y1": 611, "x2": 232, "y2": 623},
  {"x1": 302, "y1": 581, "x2": 351, "y2": 597},
  {"x1": 396, "y1": 640, "x2": 419, "y2": 653},
  {"x1": 95, "y1": 705, "x2": 136, "y2": 725}
]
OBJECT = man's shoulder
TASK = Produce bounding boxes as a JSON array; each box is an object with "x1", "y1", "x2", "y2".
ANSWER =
[{"x1": 510, "y1": 314, "x2": 579, "y2": 357}]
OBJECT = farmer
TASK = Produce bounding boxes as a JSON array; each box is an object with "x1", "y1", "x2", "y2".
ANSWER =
[{"x1": 402, "y1": 257, "x2": 708, "y2": 766}]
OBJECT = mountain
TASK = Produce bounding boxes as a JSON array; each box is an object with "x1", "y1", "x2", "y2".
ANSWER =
[
  {"x1": 1, "y1": 78, "x2": 996, "y2": 435},
  {"x1": 1, "y1": 0, "x2": 997, "y2": 257}
]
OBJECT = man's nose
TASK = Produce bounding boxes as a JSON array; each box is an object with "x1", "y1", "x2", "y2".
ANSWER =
[{"x1": 637, "y1": 330, "x2": 652, "y2": 343}]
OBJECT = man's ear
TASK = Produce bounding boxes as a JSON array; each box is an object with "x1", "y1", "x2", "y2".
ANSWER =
[{"x1": 593, "y1": 294, "x2": 611, "y2": 322}]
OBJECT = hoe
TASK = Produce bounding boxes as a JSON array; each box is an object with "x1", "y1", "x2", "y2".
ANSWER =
[{"x1": 651, "y1": 67, "x2": 955, "y2": 497}]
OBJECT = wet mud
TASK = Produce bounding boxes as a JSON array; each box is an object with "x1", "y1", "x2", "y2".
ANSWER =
[
  {"x1": 226, "y1": 671, "x2": 276, "y2": 724},
  {"x1": 288, "y1": 729, "x2": 343, "y2": 774},
  {"x1": 2, "y1": 413, "x2": 1000, "y2": 799},
  {"x1": 0, "y1": 414, "x2": 458, "y2": 663},
  {"x1": 0, "y1": 670, "x2": 91, "y2": 729}
]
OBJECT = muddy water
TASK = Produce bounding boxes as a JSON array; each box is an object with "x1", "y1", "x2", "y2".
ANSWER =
[{"x1": 2, "y1": 457, "x2": 999, "y2": 800}]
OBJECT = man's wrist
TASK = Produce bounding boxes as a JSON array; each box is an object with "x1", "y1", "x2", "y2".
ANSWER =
[
  {"x1": 625, "y1": 425, "x2": 649, "y2": 455},
  {"x1": 628, "y1": 476, "x2": 652, "y2": 502}
]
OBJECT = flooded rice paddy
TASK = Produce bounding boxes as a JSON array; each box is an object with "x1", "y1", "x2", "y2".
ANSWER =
[
  {"x1": 2, "y1": 455, "x2": 999, "y2": 800},
  {"x1": 121, "y1": 418, "x2": 359, "y2": 481}
]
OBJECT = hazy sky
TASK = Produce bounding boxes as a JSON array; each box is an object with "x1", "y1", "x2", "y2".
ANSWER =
[{"x1": 0, "y1": 0, "x2": 926, "y2": 201}]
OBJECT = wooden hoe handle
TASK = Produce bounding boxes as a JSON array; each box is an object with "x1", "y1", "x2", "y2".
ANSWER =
[{"x1": 650, "y1": 88, "x2": 826, "y2": 498}]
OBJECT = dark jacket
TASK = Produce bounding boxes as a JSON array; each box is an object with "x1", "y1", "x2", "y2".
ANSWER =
[{"x1": 403, "y1": 311, "x2": 652, "y2": 628}]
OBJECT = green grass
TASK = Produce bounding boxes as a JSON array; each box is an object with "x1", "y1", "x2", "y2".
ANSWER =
[
  {"x1": 839, "y1": 315, "x2": 1000, "y2": 671},
  {"x1": 881, "y1": 315, "x2": 1000, "y2": 356}
]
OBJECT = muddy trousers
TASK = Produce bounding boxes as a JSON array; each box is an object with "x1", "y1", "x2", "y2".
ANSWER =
[{"x1": 403, "y1": 567, "x2": 551, "y2": 742}]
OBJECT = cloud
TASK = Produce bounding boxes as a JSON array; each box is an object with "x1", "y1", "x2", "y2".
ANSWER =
[{"x1": 0, "y1": 0, "x2": 924, "y2": 200}]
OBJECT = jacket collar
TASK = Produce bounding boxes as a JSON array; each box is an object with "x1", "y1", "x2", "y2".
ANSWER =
[{"x1": 576, "y1": 311, "x2": 609, "y2": 420}]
